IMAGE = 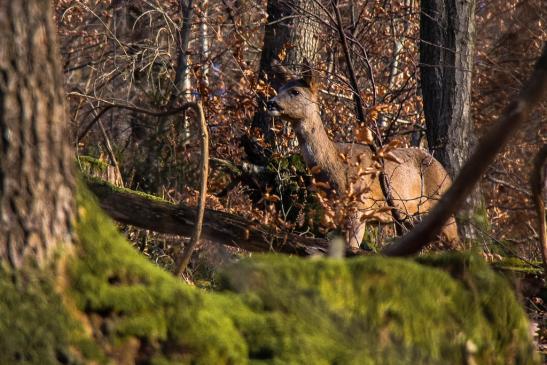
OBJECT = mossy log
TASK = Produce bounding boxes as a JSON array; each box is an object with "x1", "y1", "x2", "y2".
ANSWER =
[
  {"x1": 86, "y1": 177, "x2": 337, "y2": 256},
  {"x1": 0, "y1": 185, "x2": 539, "y2": 364},
  {"x1": 78, "y1": 156, "x2": 123, "y2": 187}
]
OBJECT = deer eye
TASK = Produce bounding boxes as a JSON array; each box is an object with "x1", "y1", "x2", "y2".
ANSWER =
[{"x1": 289, "y1": 89, "x2": 300, "y2": 96}]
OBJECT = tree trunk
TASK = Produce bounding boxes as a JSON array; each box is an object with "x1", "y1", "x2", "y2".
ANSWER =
[
  {"x1": 252, "y1": 0, "x2": 321, "y2": 136},
  {"x1": 171, "y1": 0, "x2": 194, "y2": 104},
  {"x1": 419, "y1": 0, "x2": 481, "y2": 240},
  {"x1": 0, "y1": 1, "x2": 75, "y2": 268},
  {"x1": 168, "y1": 0, "x2": 194, "y2": 143},
  {"x1": 199, "y1": 0, "x2": 210, "y2": 88}
]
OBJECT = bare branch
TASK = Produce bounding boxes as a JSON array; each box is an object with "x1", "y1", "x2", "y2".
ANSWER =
[
  {"x1": 531, "y1": 144, "x2": 547, "y2": 279},
  {"x1": 173, "y1": 102, "x2": 208, "y2": 276}
]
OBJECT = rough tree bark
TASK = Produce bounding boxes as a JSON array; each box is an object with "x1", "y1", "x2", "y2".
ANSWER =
[
  {"x1": 420, "y1": 0, "x2": 481, "y2": 241},
  {"x1": 252, "y1": 0, "x2": 321, "y2": 136},
  {"x1": 0, "y1": 1, "x2": 75, "y2": 268}
]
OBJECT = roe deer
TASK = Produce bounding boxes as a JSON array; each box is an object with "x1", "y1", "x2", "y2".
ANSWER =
[{"x1": 266, "y1": 61, "x2": 458, "y2": 249}]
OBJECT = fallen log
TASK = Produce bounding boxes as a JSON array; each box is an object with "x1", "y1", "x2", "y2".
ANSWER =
[{"x1": 85, "y1": 178, "x2": 349, "y2": 256}]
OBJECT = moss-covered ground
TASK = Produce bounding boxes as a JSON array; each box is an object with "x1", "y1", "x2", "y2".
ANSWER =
[
  {"x1": 0, "y1": 186, "x2": 540, "y2": 364},
  {"x1": 77, "y1": 155, "x2": 109, "y2": 174}
]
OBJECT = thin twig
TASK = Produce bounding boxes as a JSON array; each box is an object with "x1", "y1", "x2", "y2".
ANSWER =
[
  {"x1": 531, "y1": 144, "x2": 547, "y2": 279},
  {"x1": 173, "y1": 102, "x2": 208, "y2": 276},
  {"x1": 332, "y1": 0, "x2": 365, "y2": 122}
]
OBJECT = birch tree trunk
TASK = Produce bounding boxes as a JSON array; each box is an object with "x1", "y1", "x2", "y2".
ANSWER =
[
  {"x1": 172, "y1": 0, "x2": 194, "y2": 103},
  {"x1": 199, "y1": 0, "x2": 210, "y2": 88},
  {"x1": 0, "y1": 1, "x2": 75, "y2": 268}
]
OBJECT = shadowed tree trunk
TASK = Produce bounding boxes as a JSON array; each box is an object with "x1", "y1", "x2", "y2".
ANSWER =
[
  {"x1": 0, "y1": 1, "x2": 75, "y2": 268},
  {"x1": 252, "y1": 0, "x2": 321, "y2": 137},
  {"x1": 419, "y1": 0, "x2": 481, "y2": 241}
]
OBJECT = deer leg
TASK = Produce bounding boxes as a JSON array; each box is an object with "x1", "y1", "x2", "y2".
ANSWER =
[
  {"x1": 439, "y1": 216, "x2": 459, "y2": 248},
  {"x1": 346, "y1": 212, "x2": 367, "y2": 249}
]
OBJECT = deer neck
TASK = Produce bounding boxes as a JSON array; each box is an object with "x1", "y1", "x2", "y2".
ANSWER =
[{"x1": 293, "y1": 111, "x2": 347, "y2": 192}]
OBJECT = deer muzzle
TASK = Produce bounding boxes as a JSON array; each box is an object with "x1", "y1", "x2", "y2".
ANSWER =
[{"x1": 266, "y1": 99, "x2": 283, "y2": 116}]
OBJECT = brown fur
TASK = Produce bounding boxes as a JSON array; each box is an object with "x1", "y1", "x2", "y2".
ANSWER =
[{"x1": 267, "y1": 62, "x2": 458, "y2": 248}]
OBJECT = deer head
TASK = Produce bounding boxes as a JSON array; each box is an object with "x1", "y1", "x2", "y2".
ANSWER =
[{"x1": 267, "y1": 59, "x2": 320, "y2": 123}]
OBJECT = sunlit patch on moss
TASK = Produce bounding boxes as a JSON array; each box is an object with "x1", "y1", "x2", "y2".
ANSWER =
[{"x1": 220, "y1": 254, "x2": 538, "y2": 364}]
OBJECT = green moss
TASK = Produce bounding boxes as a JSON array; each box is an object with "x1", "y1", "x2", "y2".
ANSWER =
[
  {"x1": 492, "y1": 257, "x2": 543, "y2": 274},
  {"x1": 456, "y1": 198, "x2": 490, "y2": 240},
  {"x1": 83, "y1": 175, "x2": 167, "y2": 203},
  {"x1": 471, "y1": 199, "x2": 491, "y2": 233},
  {"x1": 77, "y1": 155, "x2": 109, "y2": 174},
  {"x1": 70, "y1": 186, "x2": 249, "y2": 364},
  {"x1": 71, "y1": 184, "x2": 538, "y2": 363},
  {"x1": 0, "y1": 182, "x2": 539, "y2": 364},
  {"x1": 0, "y1": 264, "x2": 105, "y2": 364},
  {"x1": 220, "y1": 254, "x2": 537, "y2": 364}
]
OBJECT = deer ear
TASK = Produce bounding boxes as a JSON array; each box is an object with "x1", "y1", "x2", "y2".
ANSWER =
[
  {"x1": 302, "y1": 58, "x2": 317, "y2": 91},
  {"x1": 270, "y1": 59, "x2": 294, "y2": 83}
]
